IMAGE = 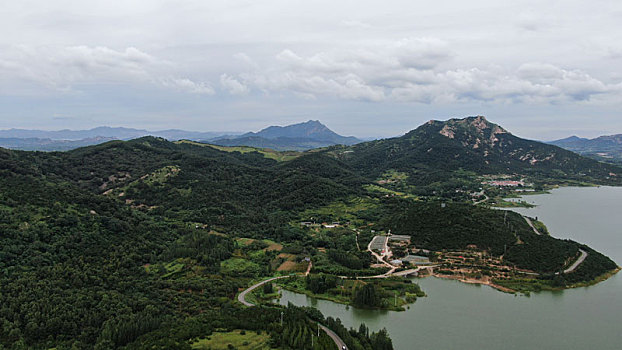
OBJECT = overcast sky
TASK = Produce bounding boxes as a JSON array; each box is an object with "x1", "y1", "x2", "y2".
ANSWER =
[{"x1": 1, "y1": 0, "x2": 621, "y2": 140}]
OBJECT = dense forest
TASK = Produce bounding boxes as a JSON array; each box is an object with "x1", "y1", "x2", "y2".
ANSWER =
[{"x1": 0, "y1": 116, "x2": 620, "y2": 348}]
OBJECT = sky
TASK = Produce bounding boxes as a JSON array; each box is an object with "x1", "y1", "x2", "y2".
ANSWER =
[{"x1": 1, "y1": 0, "x2": 621, "y2": 140}]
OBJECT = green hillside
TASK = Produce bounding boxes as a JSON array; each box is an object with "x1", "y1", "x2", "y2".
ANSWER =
[
  {"x1": 0, "y1": 116, "x2": 619, "y2": 349},
  {"x1": 332, "y1": 116, "x2": 622, "y2": 187}
]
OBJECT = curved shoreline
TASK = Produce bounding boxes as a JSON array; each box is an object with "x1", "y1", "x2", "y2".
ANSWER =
[
  {"x1": 275, "y1": 283, "x2": 412, "y2": 312},
  {"x1": 432, "y1": 266, "x2": 621, "y2": 294}
]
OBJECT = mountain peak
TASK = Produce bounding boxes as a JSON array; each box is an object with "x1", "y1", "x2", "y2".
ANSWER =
[
  {"x1": 250, "y1": 120, "x2": 350, "y2": 141},
  {"x1": 418, "y1": 116, "x2": 508, "y2": 145},
  {"x1": 212, "y1": 120, "x2": 361, "y2": 151}
]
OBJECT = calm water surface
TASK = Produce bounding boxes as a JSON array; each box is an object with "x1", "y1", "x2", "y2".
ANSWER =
[{"x1": 280, "y1": 186, "x2": 622, "y2": 350}]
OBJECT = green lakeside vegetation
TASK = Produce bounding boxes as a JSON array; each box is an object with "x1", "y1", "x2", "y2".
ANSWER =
[
  {"x1": 1, "y1": 116, "x2": 621, "y2": 348},
  {"x1": 275, "y1": 275, "x2": 425, "y2": 311}
]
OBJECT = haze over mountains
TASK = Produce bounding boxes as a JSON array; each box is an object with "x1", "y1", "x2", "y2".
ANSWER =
[
  {"x1": 211, "y1": 120, "x2": 361, "y2": 151},
  {"x1": 549, "y1": 134, "x2": 622, "y2": 164},
  {"x1": 0, "y1": 120, "x2": 361, "y2": 152},
  {"x1": 0, "y1": 126, "x2": 238, "y2": 141}
]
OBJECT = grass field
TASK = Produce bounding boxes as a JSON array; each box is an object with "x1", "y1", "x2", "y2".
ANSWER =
[
  {"x1": 235, "y1": 238, "x2": 283, "y2": 251},
  {"x1": 221, "y1": 258, "x2": 263, "y2": 277},
  {"x1": 175, "y1": 140, "x2": 300, "y2": 162},
  {"x1": 191, "y1": 330, "x2": 272, "y2": 350},
  {"x1": 298, "y1": 196, "x2": 380, "y2": 225}
]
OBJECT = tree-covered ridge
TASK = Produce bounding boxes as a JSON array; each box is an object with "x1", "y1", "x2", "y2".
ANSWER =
[
  {"x1": 0, "y1": 115, "x2": 620, "y2": 349},
  {"x1": 10, "y1": 137, "x2": 360, "y2": 240},
  {"x1": 331, "y1": 116, "x2": 622, "y2": 187},
  {"x1": 378, "y1": 201, "x2": 616, "y2": 276},
  {"x1": 0, "y1": 149, "x2": 386, "y2": 349}
]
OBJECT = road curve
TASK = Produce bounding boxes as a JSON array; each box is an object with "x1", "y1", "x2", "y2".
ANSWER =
[
  {"x1": 237, "y1": 275, "x2": 348, "y2": 349},
  {"x1": 237, "y1": 275, "x2": 291, "y2": 307},
  {"x1": 319, "y1": 324, "x2": 347, "y2": 349},
  {"x1": 564, "y1": 249, "x2": 588, "y2": 274},
  {"x1": 523, "y1": 216, "x2": 541, "y2": 235}
]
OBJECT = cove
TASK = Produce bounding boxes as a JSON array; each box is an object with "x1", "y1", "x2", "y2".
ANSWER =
[{"x1": 279, "y1": 186, "x2": 622, "y2": 350}]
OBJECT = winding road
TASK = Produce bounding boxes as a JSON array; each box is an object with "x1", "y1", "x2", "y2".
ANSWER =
[
  {"x1": 237, "y1": 273, "x2": 347, "y2": 349},
  {"x1": 319, "y1": 324, "x2": 347, "y2": 349},
  {"x1": 367, "y1": 235, "x2": 396, "y2": 276},
  {"x1": 564, "y1": 249, "x2": 588, "y2": 274},
  {"x1": 237, "y1": 275, "x2": 291, "y2": 307},
  {"x1": 523, "y1": 216, "x2": 542, "y2": 235}
]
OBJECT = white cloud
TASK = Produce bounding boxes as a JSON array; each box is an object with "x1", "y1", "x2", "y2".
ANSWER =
[
  {"x1": 2, "y1": 0, "x2": 622, "y2": 134},
  {"x1": 0, "y1": 45, "x2": 214, "y2": 95},
  {"x1": 162, "y1": 78, "x2": 214, "y2": 95},
  {"x1": 392, "y1": 38, "x2": 453, "y2": 70},
  {"x1": 340, "y1": 20, "x2": 372, "y2": 29},
  {"x1": 224, "y1": 43, "x2": 619, "y2": 104},
  {"x1": 220, "y1": 74, "x2": 249, "y2": 95}
]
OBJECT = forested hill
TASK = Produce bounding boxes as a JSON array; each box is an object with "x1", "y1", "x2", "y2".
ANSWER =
[
  {"x1": 329, "y1": 116, "x2": 622, "y2": 186},
  {"x1": 10, "y1": 137, "x2": 363, "y2": 239},
  {"x1": 0, "y1": 140, "x2": 372, "y2": 349},
  {"x1": 0, "y1": 120, "x2": 620, "y2": 349}
]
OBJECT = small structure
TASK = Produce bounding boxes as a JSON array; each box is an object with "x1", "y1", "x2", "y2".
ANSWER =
[
  {"x1": 402, "y1": 255, "x2": 430, "y2": 265},
  {"x1": 390, "y1": 259, "x2": 403, "y2": 266},
  {"x1": 370, "y1": 236, "x2": 386, "y2": 251},
  {"x1": 388, "y1": 235, "x2": 411, "y2": 245},
  {"x1": 487, "y1": 180, "x2": 524, "y2": 187}
]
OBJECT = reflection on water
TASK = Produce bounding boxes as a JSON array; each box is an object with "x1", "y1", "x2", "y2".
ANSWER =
[{"x1": 280, "y1": 187, "x2": 622, "y2": 350}]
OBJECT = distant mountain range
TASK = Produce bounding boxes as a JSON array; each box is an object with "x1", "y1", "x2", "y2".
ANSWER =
[
  {"x1": 548, "y1": 135, "x2": 622, "y2": 164},
  {"x1": 0, "y1": 121, "x2": 361, "y2": 152},
  {"x1": 0, "y1": 126, "x2": 239, "y2": 143},
  {"x1": 210, "y1": 120, "x2": 361, "y2": 151},
  {"x1": 0, "y1": 136, "x2": 118, "y2": 152}
]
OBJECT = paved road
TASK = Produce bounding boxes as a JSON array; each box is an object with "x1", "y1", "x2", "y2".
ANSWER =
[
  {"x1": 237, "y1": 274, "x2": 348, "y2": 349},
  {"x1": 237, "y1": 275, "x2": 291, "y2": 307},
  {"x1": 319, "y1": 324, "x2": 347, "y2": 349},
  {"x1": 473, "y1": 190, "x2": 489, "y2": 205},
  {"x1": 523, "y1": 216, "x2": 541, "y2": 235},
  {"x1": 514, "y1": 249, "x2": 588, "y2": 276},
  {"x1": 564, "y1": 249, "x2": 588, "y2": 273},
  {"x1": 368, "y1": 236, "x2": 395, "y2": 270}
]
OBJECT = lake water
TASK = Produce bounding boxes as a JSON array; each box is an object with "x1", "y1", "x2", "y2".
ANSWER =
[{"x1": 279, "y1": 186, "x2": 622, "y2": 350}]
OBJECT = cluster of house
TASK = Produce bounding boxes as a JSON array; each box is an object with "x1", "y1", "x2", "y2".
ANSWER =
[
  {"x1": 300, "y1": 221, "x2": 345, "y2": 228},
  {"x1": 386, "y1": 235, "x2": 432, "y2": 266},
  {"x1": 485, "y1": 180, "x2": 525, "y2": 187}
]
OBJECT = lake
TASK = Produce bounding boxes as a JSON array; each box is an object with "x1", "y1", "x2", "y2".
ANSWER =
[{"x1": 279, "y1": 186, "x2": 622, "y2": 349}]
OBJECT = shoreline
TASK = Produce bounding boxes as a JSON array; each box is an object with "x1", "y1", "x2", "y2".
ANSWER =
[
  {"x1": 275, "y1": 284, "x2": 411, "y2": 312},
  {"x1": 430, "y1": 273, "x2": 516, "y2": 293},
  {"x1": 567, "y1": 266, "x2": 621, "y2": 289},
  {"x1": 431, "y1": 266, "x2": 621, "y2": 294}
]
